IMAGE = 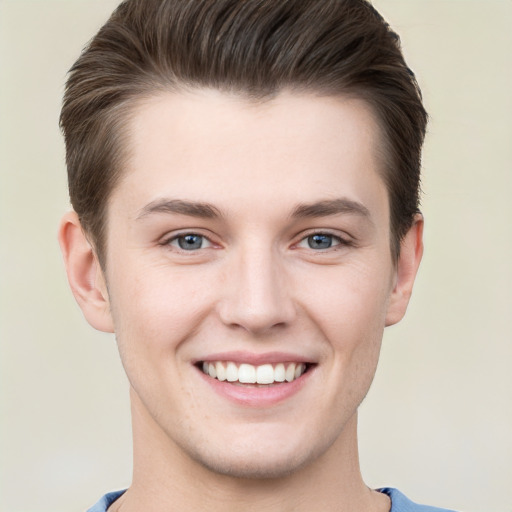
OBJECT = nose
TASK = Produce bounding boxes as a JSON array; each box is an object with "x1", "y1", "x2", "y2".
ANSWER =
[{"x1": 217, "y1": 245, "x2": 296, "y2": 335}]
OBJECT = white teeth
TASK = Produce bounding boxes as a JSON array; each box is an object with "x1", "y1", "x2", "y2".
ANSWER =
[
  {"x1": 202, "y1": 361, "x2": 308, "y2": 384},
  {"x1": 285, "y1": 363, "x2": 296, "y2": 382},
  {"x1": 256, "y1": 364, "x2": 274, "y2": 384},
  {"x1": 226, "y1": 362, "x2": 238, "y2": 382},
  {"x1": 238, "y1": 363, "x2": 256, "y2": 383},
  {"x1": 294, "y1": 363, "x2": 305, "y2": 379},
  {"x1": 215, "y1": 362, "x2": 226, "y2": 381},
  {"x1": 274, "y1": 363, "x2": 286, "y2": 382}
]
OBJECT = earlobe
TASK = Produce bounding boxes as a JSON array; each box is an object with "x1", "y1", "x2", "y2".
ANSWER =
[
  {"x1": 385, "y1": 214, "x2": 424, "y2": 327},
  {"x1": 58, "y1": 211, "x2": 114, "y2": 333}
]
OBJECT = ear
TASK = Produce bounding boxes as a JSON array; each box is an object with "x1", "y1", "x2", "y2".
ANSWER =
[
  {"x1": 58, "y1": 211, "x2": 114, "y2": 333},
  {"x1": 385, "y1": 214, "x2": 424, "y2": 327}
]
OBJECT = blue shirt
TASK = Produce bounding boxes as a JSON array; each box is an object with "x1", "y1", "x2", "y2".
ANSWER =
[{"x1": 86, "y1": 487, "x2": 457, "y2": 511}]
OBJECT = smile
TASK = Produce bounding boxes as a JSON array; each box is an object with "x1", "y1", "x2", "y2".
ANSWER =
[{"x1": 200, "y1": 361, "x2": 310, "y2": 385}]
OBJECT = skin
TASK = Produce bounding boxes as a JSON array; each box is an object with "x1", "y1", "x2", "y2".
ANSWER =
[{"x1": 59, "y1": 89, "x2": 423, "y2": 512}]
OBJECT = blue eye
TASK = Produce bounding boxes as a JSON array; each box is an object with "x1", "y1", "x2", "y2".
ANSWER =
[
  {"x1": 298, "y1": 233, "x2": 342, "y2": 250},
  {"x1": 170, "y1": 234, "x2": 211, "y2": 251},
  {"x1": 308, "y1": 234, "x2": 335, "y2": 249}
]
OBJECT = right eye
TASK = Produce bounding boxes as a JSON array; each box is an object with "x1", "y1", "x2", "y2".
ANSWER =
[
  {"x1": 296, "y1": 232, "x2": 345, "y2": 251},
  {"x1": 167, "y1": 234, "x2": 212, "y2": 251}
]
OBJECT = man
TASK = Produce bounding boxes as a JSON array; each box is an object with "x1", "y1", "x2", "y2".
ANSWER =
[{"x1": 58, "y1": 1, "x2": 454, "y2": 510}]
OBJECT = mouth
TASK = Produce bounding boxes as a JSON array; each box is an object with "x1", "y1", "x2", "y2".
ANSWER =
[{"x1": 197, "y1": 361, "x2": 313, "y2": 386}]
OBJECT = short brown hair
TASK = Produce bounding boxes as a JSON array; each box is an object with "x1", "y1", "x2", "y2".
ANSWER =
[{"x1": 61, "y1": 0, "x2": 427, "y2": 265}]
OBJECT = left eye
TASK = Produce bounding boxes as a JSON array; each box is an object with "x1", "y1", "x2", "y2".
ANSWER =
[
  {"x1": 169, "y1": 234, "x2": 212, "y2": 251},
  {"x1": 298, "y1": 233, "x2": 342, "y2": 250}
]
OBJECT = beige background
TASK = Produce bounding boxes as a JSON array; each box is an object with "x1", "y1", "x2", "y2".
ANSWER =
[{"x1": 0, "y1": 1, "x2": 511, "y2": 511}]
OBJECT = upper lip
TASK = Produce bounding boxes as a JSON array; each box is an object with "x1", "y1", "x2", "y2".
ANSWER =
[{"x1": 193, "y1": 351, "x2": 316, "y2": 365}]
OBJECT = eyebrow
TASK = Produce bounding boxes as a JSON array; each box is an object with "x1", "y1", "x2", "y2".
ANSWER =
[
  {"x1": 136, "y1": 199, "x2": 223, "y2": 220},
  {"x1": 291, "y1": 198, "x2": 371, "y2": 220},
  {"x1": 136, "y1": 197, "x2": 371, "y2": 222}
]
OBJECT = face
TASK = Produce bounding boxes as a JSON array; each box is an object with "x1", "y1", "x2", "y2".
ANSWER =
[{"x1": 100, "y1": 90, "x2": 404, "y2": 478}]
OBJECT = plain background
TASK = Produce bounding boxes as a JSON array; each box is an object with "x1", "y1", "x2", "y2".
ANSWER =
[{"x1": 0, "y1": 1, "x2": 511, "y2": 511}]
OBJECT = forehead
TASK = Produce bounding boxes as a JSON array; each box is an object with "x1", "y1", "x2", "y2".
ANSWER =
[{"x1": 111, "y1": 89, "x2": 388, "y2": 222}]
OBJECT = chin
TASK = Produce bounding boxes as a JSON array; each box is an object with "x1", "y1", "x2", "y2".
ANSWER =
[
  {"x1": 190, "y1": 447, "x2": 312, "y2": 480},
  {"x1": 180, "y1": 427, "x2": 331, "y2": 480}
]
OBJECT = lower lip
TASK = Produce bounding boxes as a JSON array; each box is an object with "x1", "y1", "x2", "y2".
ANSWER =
[{"x1": 196, "y1": 366, "x2": 315, "y2": 407}]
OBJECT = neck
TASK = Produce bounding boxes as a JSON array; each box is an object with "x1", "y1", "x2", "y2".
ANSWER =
[{"x1": 112, "y1": 389, "x2": 389, "y2": 512}]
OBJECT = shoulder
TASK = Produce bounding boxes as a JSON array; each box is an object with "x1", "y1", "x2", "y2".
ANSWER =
[
  {"x1": 86, "y1": 490, "x2": 126, "y2": 512},
  {"x1": 379, "y1": 488, "x2": 459, "y2": 512},
  {"x1": 87, "y1": 488, "x2": 457, "y2": 512}
]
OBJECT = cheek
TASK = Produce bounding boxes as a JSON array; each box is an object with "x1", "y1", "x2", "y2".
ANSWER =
[
  {"x1": 298, "y1": 259, "x2": 392, "y2": 338},
  {"x1": 111, "y1": 268, "x2": 214, "y2": 348},
  {"x1": 298, "y1": 260, "x2": 391, "y2": 392}
]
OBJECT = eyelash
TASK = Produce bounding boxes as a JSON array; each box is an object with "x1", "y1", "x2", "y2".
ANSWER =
[
  {"x1": 161, "y1": 231, "x2": 352, "y2": 253},
  {"x1": 162, "y1": 232, "x2": 213, "y2": 252},
  {"x1": 295, "y1": 232, "x2": 350, "y2": 251}
]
